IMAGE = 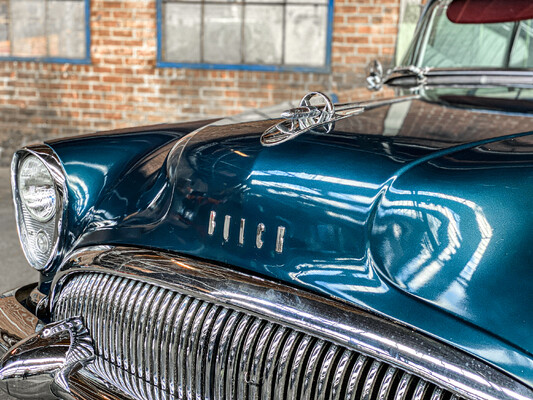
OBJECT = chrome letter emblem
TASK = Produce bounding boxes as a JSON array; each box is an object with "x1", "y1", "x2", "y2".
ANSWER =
[
  {"x1": 276, "y1": 226, "x2": 285, "y2": 254},
  {"x1": 208, "y1": 211, "x2": 216, "y2": 236},
  {"x1": 256, "y1": 223, "x2": 265, "y2": 249},
  {"x1": 239, "y1": 218, "x2": 245, "y2": 246},
  {"x1": 223, "y1": 215, "x2": 231, "y2": 242},
  {"x1": 208, "y1": 212, "x2": 285, "y2": 254}
]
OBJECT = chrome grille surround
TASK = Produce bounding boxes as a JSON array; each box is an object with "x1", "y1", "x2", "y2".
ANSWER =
[{"x1": 50, "y1": 246, "x2": 533, "y2": 400}]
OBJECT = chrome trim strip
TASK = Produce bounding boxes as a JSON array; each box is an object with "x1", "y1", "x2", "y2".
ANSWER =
[
  {"x1": 333, "y1": 94, "x2": 419, "y2": 112},
  {"x1": 71, "y1": 369, "x2": 137, "y2": 400},
  {"x1": 50, "y1": 246, "x2": 533, "y2": 400},
  {"x1": 384, "y1": 67, "x2": 533, "y2": 90},
  {"x1": 11, "y1": 144, "x2": 68, "y2": 272}
]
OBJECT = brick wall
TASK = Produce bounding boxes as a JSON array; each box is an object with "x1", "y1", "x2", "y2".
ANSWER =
[{"x1": 0, "y1": 0, "x2": 400, "y2": 165}]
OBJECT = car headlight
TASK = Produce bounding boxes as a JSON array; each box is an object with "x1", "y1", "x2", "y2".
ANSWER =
[
  {"x1": 12, "y1": 146, "x2": 66, "y2": 271},
  {"x1": 18, "y1": 156, "x2": 57, "y2": 222}
]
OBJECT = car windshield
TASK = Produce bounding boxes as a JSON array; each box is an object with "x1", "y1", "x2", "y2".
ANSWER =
[{"x1": 404, "y1": 0, "x2": 533, "y2": 69}]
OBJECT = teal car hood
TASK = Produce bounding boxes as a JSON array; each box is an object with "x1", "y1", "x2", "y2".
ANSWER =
[{"x1": 48, "y1": 97, "x2": 533, "y2": 386}]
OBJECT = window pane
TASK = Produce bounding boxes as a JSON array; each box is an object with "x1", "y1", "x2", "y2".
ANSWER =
[
  {"x1": 11, "y1": 0, "x2": 46, "y2": 57},
  {"x1": 420, "y1": 5, "x2": 516, "y2": 68},
  {"x1": 164, "y1": 2, "x2": 202, "y2": 63},
  {"x1": 284, "y1": 5, "x2": 327, "y2": 66},
  {"x1": 396, "y1": 0, "x2": 422, "y2": 65},
  {"x1": 0, "y1": 0, "x2": 9, "y2": 56},
  {"x1": 244, "y1": 5, "x2": 282, "y2": 64},
  {"x1": 510, "y1": 20, "x2": 533, "y2": 68},
  {"x1": 47, "y1": 1, "x2": 86, "y2": 58},
  {"x1": 160, "y1": 0, "x2": 331, "y2": 69},
  {"x1": 287, "y1": 0, "x2": 328, "y2": 4},
  {"x1": 203, "y1": 4, "x2": 241, "y2": 64}
]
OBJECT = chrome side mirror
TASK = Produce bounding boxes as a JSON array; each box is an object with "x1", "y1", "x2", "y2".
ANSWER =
[{"x1": 366, "y1": 59, "x2": 384, "y2": 91}]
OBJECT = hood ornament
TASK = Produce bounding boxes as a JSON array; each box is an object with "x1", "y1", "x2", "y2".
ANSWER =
[
  {"x1": 261, "y1": 91, "x2": 364, "y2": 146},
  {"x1": 0, "y1": 317, "x2": 95, "y2": 399}
]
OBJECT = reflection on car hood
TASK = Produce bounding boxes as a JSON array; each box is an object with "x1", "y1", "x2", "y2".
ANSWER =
[{"x1": 49, "y1": 96, "x2": 533, "y2": 387}]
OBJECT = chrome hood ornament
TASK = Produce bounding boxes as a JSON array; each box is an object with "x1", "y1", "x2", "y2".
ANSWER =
[
  {"x1": 0, "y1": 317, "x2": 95, "y2": 399},
  {"x1": 261, "y1": 91, "x2": 364, "y2": 146}
]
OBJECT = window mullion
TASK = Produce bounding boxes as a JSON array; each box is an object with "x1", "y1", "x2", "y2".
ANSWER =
[
  {"x1": 240, "y1": 0, "x2": 245, "y2": 64},
  {"x1": 45, "y1": 0, "x2": 49, "y2": 58},
  {"x1": 8, "y1": 0, "x2": 12, "y2": 57},
  {"x1": 200, "y1": 0, "x2": 205, "y2": 63},
  {"x1": 281, "y1": 0, "x2": 287, "y2": 65}
]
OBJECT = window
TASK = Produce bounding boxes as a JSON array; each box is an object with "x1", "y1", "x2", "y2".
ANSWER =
[
  {"x1": 157, "y1": 0, "x2": 333, "y2": 72},
  {"x1": 395, "y1": 0, "x2": 422, "y2": 65},
  {"x1": 0, "y1": 0, "x2": 90, "y2": 63},
  {"x1": 408, "y1": 0, "x2": 533, "y2": 69}
]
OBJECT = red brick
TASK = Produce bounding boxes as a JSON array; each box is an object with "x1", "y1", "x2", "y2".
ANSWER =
[
  {"x1": 102, "y1": 76, "x2": 124, "y2": 83},
  {"x1": 0, "y1": 0, "x2": 403, "y2": 165}
]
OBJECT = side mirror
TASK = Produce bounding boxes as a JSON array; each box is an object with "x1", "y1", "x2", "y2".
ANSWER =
[{"x1": 366, "y1": 60, "x2": 383, "y2": 91}]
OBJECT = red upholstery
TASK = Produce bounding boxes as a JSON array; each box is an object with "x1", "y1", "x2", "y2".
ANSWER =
[{"x1": 447, "y1": 0, "x2": 533, "y2": 24}]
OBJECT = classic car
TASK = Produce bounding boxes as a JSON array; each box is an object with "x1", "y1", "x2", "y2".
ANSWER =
[{"x1": 1, "y1": 0, "x2": 533, "y2": 399}]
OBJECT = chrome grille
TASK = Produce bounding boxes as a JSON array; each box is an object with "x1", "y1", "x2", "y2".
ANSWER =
[{"x1": 54, "y1": 272, "x2": 464, "y2": 400}]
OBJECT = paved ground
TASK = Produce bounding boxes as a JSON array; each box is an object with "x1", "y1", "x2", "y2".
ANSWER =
[
  {"x1": 0, "y1": 167, "x2": 38, "y2": 292},
  {"x1": 0, "y1": 167, "x2": 37, "y2": 400}
]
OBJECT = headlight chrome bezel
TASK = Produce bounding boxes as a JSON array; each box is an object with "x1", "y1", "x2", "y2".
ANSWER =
[{"x1": 12, "y1": 145, "x2": 67, "y2": 272}]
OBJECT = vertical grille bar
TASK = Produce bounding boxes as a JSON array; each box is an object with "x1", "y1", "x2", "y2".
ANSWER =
[
  {"x1": 186, "y1": 301, "x2": 210, "y2": 399},
  {"x1": 315, "y1": 344, "x2": 341, "y2": 400},
  {"x1": 159, "y1": 293, "x2": 184, "y2": 393},
  {"x1": 53, "y1": 272, "x2": 468, "y2": 400},
  {"x1": 345, "y1": 354, "x2": 369, "y2": 400},
  {"x1": 395, "y1": 373, "x2": 414, "y2": 400},
  {"x1": 286, "y1": 335, "x2": 314, "y2": 399},
  {"x1": 235, "y1": 317, "x2": 262, "y2": 400},
  {"x1": 205, "y1": 308, "x2": 230, "y2": 400},
  {"x1": 214, "y1": 310, "x2": 242, "y2": 400},
  {"x1": 248, "y1": 322, "x2": 275, "y2": 400},
  {"x1": 301, "y1": 339, "x2": 328, "y2": 399},
  {"x1": 226, "y1": 314, "x2": 252, "y2": 400},
  {"x1": 261, "y1": 325, "x2": 289, "y2": 400},
  {"x1": 330, "y1": 349, "x2": 355, "y2": 400},
  {"x1": 195, "y1": 304, "x2": 221, "y2": 400},
  {"x1": 377, "y1": 366, "x2": 399, "y2": 399}
]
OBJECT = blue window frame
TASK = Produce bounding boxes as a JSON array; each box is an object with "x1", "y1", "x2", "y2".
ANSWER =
[
  {"x1": 0, "y1": 0, "x2": 90, "y2": 64},
  {"x1": 156, "y1": 0, "x2": 334, "y2": 73}
]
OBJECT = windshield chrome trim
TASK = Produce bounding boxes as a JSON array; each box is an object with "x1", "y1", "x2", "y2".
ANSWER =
[
  {"x1": 385, "y1": 67, "x2": 533, "y2": 90},
  {"x1": 50, "y1": 246, "x2": 533, "y2": 400}
]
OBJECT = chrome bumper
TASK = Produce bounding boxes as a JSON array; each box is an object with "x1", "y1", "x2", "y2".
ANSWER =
[
  {"x1": 0, "y1": 285, "x2": 40, "y2": 356},
  {"x1": 0, "y1": 285, "x2": 127, "y2": 400},
  {"x1": 3, "y1": 244, "x2": 533, "y2": 400}
]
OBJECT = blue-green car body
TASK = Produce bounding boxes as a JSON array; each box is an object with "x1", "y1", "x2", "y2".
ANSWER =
[{"x1": 42, "y1": 92, "x2": 533, "y2": 388}]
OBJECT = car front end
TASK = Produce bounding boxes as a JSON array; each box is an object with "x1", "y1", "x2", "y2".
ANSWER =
[{"x1": 2, "y1": 0, "x2": 533, "y2": 399}]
